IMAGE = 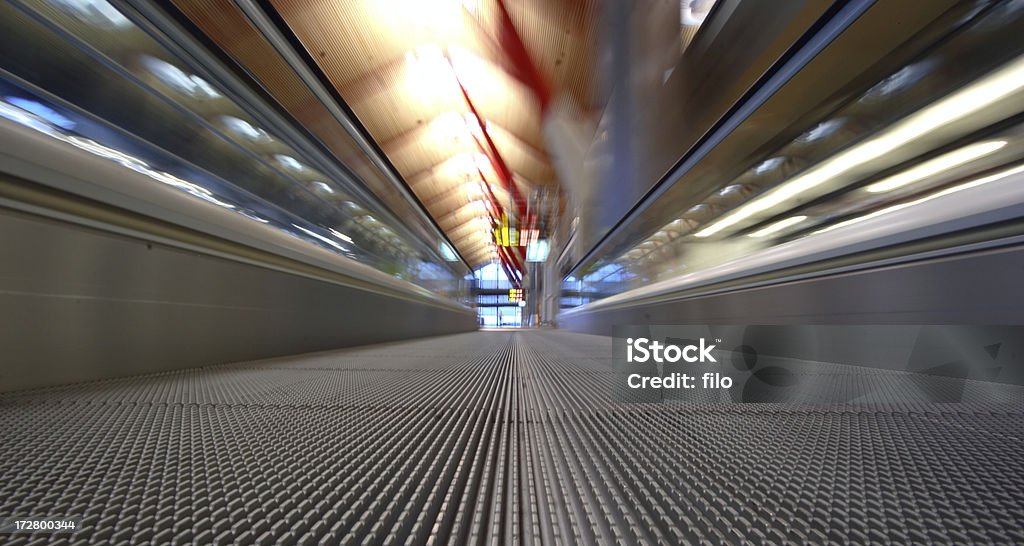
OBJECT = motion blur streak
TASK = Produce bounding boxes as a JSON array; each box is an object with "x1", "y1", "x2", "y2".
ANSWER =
[{"x1": 1, "y1": 0, "x2": 1023, "y2": 544}]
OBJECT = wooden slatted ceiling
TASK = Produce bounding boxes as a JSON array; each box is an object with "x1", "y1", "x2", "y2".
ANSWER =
[{"x1": 173, "y1": 0, "x2": 598, "y2": 266}]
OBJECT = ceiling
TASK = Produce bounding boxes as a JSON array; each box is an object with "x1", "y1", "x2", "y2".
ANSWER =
[{"x1": 172, "y1": 0, "x2": 601, "y2": 267}]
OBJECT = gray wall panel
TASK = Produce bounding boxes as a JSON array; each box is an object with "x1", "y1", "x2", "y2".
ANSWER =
[
  {"x1": 561, "y1": 244, "x2": 1024, "y2": 333},
  {"x1": 561, "y1": 245, "x2": 1024, "y2": 384},
  {"x1": 0, "y1": 208, "x2": 477, "y2": 392}
]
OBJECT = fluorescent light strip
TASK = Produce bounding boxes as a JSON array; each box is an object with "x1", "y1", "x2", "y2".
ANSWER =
[
  {"x1": 329, "y1": 229, "x2": 354, "y2": 243},
  {"x1": 748, "y1": 215, "x2": 808, "y2": 238},
  {"x1": 695, "y1": 55, "x2": 1024, "y2": 238},
  {"x1": 866, "y1": 140, "x2": 1007, "y2": 193},
  {"x1": 293, "y1": 224, "x2": 347, "y2": 251},
  {"x1": 816, "y1": 163, "x2": 1024, "y2": 234}
]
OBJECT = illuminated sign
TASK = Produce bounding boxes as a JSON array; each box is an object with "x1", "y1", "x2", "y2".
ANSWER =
[
  {"x1": 493, "y1": 213, "x2": 519, "y2": 246},
  {"x1": 526, "y1": 239, "x2": 549, "y2": 262},
  {"x1": 508, "y1": 288, "x2": 524, "y2": 302}
]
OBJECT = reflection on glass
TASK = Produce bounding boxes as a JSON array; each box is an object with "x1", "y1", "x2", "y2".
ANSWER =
[
  {"x1": 141, "y1": 55, "x2": 222, "y2": 100},
  {"x1": 274, "y1": 154, "x2": 304, "y2": 171},
  {"x1": 0, "y1": 0, "x2": 471, "y2": 302},
  {"x1": 220, "y1": 116, "x2": 272, "y2": 143},
  {"x1": 568, "y1": 5, "x2": 1024, "y2": 308},
  {"x1": 796, "y1": 118, "x2": 846, "y2": 143},
  {"x1": 4, "y1": 97, "x2": 75, "y2": 129},
  {"x1": 865, "y1": 140, "x2": 1006, "y2": 193},
  {"x1": 49, "y1": 0, "x2": 131, "y2": 28},
  {"x1": 311, "y1": 181, "x2": 335, "y2": 194},
  {"x1": 860, "y1": 60, "x2": 936, "y2": 102}
]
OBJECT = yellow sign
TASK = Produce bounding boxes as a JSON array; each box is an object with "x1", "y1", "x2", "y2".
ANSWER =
[{"x1": 493, "y1": 213, "x2": 519, "y2": 246}]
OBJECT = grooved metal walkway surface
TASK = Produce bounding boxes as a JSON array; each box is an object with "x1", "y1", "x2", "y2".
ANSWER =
[{"x1": 1, "y1": 331, "x2": 1023, "y2": 545}]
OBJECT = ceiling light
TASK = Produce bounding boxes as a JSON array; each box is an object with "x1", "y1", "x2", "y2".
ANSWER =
[
  {"x1": 681, "y1": 203, "x2": 717, "y2": 222},
  {"x1": 447, "y1": 47, "x2": 503, "y2": 101},
  {"x1": 748, "y1": 215, "x2": 808, "y2": 238},
  {"x1": 796, "y1": 118, "x2": 846, "y2": 143},
  {"x1": 696, "y1": 55, "x2": 1024, "y2": 238},
  {"x1": 817, "y1": 163, "x2": 1024, "y2": 234},
  {"x1": 431, "y1": 112, "x2": 469, "y2": 142},
  {"x1": 404, "y1": 45, "x2": 458, "y2": 106},
  {"x1": 753, "y1": 157, "x2": 785, "y2": 174},
  {"x1": 717, "y1": 184, "x2": 745, "y2": 196},
  {"x1": 311, "y1": 181, "x2": 335, "y2": 193},
  {"x1": 221, "y1": 116, "x2": 271, "y2": 143},
  {"x1": 329, "y1": 229, "x2": 354, "y2": 243},
  {"x1": 52, "y1": 0, "x2": 133, "y2": 28},
  {"x1": 865, "y1": 140, "x2": 1007, "y2": 193},
  {"x1": 142, "y1": 56, "x2": 221, "y2": 100},
  {"x1": 861, "y1": 60, "x2": 936, "y2": 102},
  {"x1": 439, "y1": 242, "x2": 459, "y2": 261},
  {"x1": 275, "y1": 154, "x2": 304, "y2": 171}
]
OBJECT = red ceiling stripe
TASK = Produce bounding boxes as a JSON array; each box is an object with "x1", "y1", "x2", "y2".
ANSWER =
[
  {"x1": 453, "y1": 73, "x2": 526, "y2": 215},
  {"x1": 495, "y1": 0, "x2": 553, "y2": 114}
]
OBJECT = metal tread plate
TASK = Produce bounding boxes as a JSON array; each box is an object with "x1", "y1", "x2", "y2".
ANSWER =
[{"x1": 1, "y1": 331, "x2": 1022, "y2": 545}]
